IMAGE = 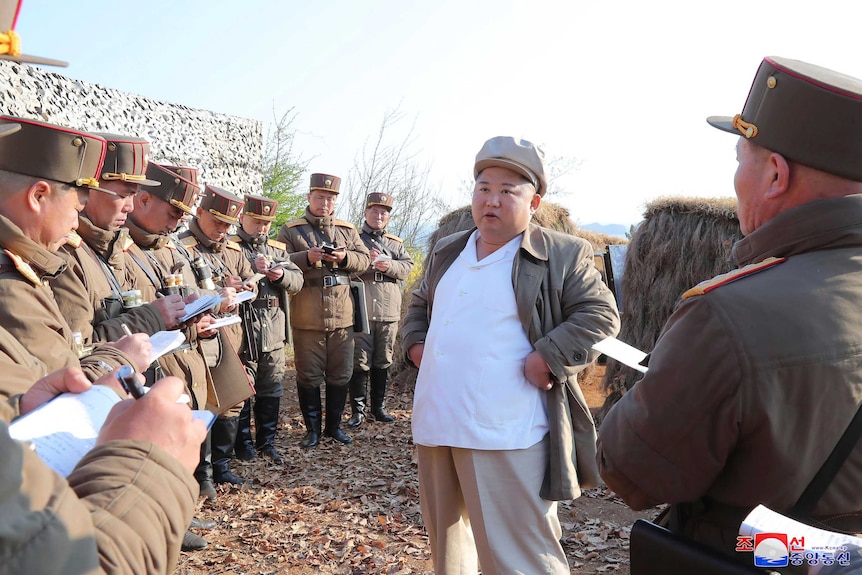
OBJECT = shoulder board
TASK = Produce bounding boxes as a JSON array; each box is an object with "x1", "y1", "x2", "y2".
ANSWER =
[
  {"x1": 334, "y1": 219, "x2": 356, "y2": 229},
  {"x1": 285, "y1": 218, "x2": 308, "y2": 228},
  {"x1": 682, "y1": 257, "x2": 786, "y2": 299},
  {"x1": 3, "y1": 249, "x2": 43, "y2": 286},
  {"x1": 164, "y1": 239, "x2": 177, "y2": 250},
  {"x1": 65, "y1": 231, "x2": 82, "y2": 249},
  {"x1": 225, "y1": 240, "x2": 242, "y2": 252},
  {"x1": 121, "y1": 236, "x2": 135, "y2": 252},
  {"x1": 228, "y1": 234, "x2": 242, "y2": 243},
  {"x1": 384, "y1": 233, "x2": 404, "y2": 243},
  {"x1": 268, "y1": 239, "x2": 287, "y2": 251},
  {"x1": 179, "y1": 235, "x2": 198, "y2": 249}
]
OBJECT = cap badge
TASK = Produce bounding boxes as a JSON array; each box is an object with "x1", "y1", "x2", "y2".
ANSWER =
[
  {"x1": 264, "y1": 205, "x2": 271, "y2": 214},
  {"x1": 229, "y1": 204, "x2": 237, "y2": 214},
  {"x1": 325, "y1": 179, "x2": 332, "y2": 186}
]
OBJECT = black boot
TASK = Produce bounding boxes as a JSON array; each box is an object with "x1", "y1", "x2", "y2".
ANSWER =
[
  {"x1": 234, "y1": 399, "x2": 257, "y2": 461},
  {"x1": 212, "y1": 416, "x2": 248, "y2": 485},
  {"x1": 297, "y1": 384, "x2": 322, "y2": 449},
  {"x1": 254, "y1": 396, "x2": 284, "y2": 463},
  {"x1": 370, "y1": 367, "x2": 395, "y2": 422},
  {"x1": 323, "y1": 384, "x2": 353, "y2": 444},
  {"x1": 347, "y1": 370, "x2": 368, "y2": 428},
  {"x1": 194, "y1": 430, "x2": 216, "y2": 502},
  {"x1": 181, "y1": 530, "x2": 208, "y2": 551}
]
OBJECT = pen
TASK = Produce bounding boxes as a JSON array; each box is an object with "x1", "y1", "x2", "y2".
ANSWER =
[
  {"x1": 116, "y1": 364, "x2": 146, "y2": 399},
  {"x1": 114, "y1": 364, "x2": 191, "y2": 404},
  {"x1": 121, "y1": 323, "x2": 133, "y2": 337}
]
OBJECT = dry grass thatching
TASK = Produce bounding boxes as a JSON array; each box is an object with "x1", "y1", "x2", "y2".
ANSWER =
[{"x1": 596, "y1": 196, "x2": 741, "y2": 422}]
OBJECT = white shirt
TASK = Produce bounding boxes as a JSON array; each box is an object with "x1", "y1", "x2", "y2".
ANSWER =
[{"x1": 412, "y1": 231, "x2": 549, "y2": 450}]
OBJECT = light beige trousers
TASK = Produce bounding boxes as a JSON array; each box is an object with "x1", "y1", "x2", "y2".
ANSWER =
[{"x1": 416, "y1": 436, "x2": 569, "y2": 575}]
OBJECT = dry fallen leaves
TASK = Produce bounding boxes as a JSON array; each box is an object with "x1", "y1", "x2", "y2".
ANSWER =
[{"x1": 172, "y1": 366, "x2": 658, "y2": 575}]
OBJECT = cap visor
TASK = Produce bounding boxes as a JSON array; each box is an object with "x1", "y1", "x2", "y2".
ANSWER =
[
  {"x1": 0, "y1": 123, "x2": 21, "y2": 138},
  {"x1": 706, "y1": 115, "x2": 738, "y2": 135},
  {"x1": 138, "y1": 178, "x2": 162, "y2": 187},
  {"x1": 0, "y1": 53, "x2": 69, "y2": 68}
]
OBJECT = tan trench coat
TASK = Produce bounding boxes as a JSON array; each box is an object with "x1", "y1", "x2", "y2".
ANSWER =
[{"x1": 401, "y1": 223, "x2": 620, "y2": 500}]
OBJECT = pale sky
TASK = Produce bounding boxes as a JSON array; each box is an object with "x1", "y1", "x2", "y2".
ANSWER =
[{"x1": 17, "y1": 0, "x2": 862, "y2": 226}]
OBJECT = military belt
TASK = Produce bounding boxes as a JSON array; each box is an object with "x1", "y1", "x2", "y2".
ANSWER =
[
  {"x1": 373, "y1": 272, "x2": 396, "y2": 283},
  {"x1": 305, "y1": 275, "x2": 350, "y2": 288},
  {"x1": 252, "y1": 296, "x2": 281, "y2": 309}
]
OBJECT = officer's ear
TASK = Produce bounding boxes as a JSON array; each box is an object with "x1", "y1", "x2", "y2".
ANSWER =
[{"x1": 27, "y1": 180, "x2": 53, "y2": 214}]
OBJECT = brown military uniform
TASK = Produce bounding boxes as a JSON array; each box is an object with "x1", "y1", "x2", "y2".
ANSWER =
[
  {"x1": 353, "y1": 222, "x2": 414, "y2": 370},
  {"x1": 177, "y1": 219, "x2": 256, "y2": 376},
  {"x1": 52, "y1": 215, "x2": 165, "y2": 345},
  {"x1": 232, "y1": 229, "x2": 303, "y2": 397},
  {"x1": 277, "y1": 210, "x2": 370, "y2": 381},
  {"x1": 122, "y1": 218, "x2": 209, "y2": 411},
  {"x1": 0, "y1": 213, "x2": 136, "y2": 380},
  {"x1": 276, "y1": 204, "x2": 370, "y2": 445},
  {"x1": 597, "y1": 196, "x2": 862, "y2": 554},
  {"x1": 0, "y1": 323, "x2": 197, "y2": 574}
]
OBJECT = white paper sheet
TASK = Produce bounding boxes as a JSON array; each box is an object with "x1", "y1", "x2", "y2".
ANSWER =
[{"x1": 592, "y1": 337, "x2": 649, "y2": 373}]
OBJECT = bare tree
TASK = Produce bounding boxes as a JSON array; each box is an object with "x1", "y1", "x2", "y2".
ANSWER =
[{"x1": 340, "y1": 106, "x2": 446, "y2": 249}]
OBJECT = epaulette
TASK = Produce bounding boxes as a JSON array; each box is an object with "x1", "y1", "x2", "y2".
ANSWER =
[
  {"x1": 681, "y1": 257, "x2": 786, "y2": 299},
  {"x1": 228, "y1": 234, "x2": 242, "y2": 243},
  {"x1": 334, "y1": 219, "x2": 356, "y2": 229},
  {"x1": 164, "y1": 239, "x2": 177, "y2": 250},
  {"x1": 179, "y1": 235, "x2": 198, "y2": 249},
  {"x1": 384, "y1": 232, "x2": 404, "y2": 243},
  {"x1": 268, "y1": 239, "x2": 287, "y2": 251},
  {"x1": 285, "y1": 217, "x2": 309, "y2": 228},
  {"x1": 3, "y1": 249, "x2": 43, "y2": 286},
  {"x1": 225, "y1": 240, "x2": 242, "y2": 252},
  {"x1": 121, "y1": 236, "x2": 135, "y2": 252},
  {"x1": 65, "y1": 231, "x2": 82, "y2": 249}
]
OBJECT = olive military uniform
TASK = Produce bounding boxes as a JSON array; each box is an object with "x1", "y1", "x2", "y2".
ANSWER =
[
  {"x1": 277, "y1": 198, "x2": 370, "y2": 447},
  {"x1": 348, "y1": 219, "x2": 413, "y2": 425},
  {"x1": 232, "y1": 216, "x2": 303, "y2": 462}
]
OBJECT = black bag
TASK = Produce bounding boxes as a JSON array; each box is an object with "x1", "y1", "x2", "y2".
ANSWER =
[
  {"x1": 630, "y1": 400, "x2": 862, "y2": 574},
  {"x1": 630, "y1": 519, "x2": 766, "y2": 575}
]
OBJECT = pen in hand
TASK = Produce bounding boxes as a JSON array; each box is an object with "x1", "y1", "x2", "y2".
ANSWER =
[
  {"x1": 121, "y1": 323, "x2": 133, "y2": 337},
  {"x1": 116, "y1": 364, "x2": 146, "y2": 399}
]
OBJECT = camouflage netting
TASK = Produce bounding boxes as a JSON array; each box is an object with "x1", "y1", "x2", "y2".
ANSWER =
[
  {"x1": 596, "y1": 196, "x2": 742, "y2": 424},
  {"x1": 391, "y1": 201, "x2": 628, "y2": 390}
]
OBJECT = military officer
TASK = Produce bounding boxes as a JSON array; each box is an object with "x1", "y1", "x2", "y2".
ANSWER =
[
  {"x1": 51, "y1": 134, "x2": 187, "y2": 345},
  {"x1": 178, "y1": 184, "x2": 256, "y2": 485},
  {"x1": 347, "y1": 192, "x2": 413, "y2": 427},
  {"x1": 277, "y1": 173, "x2": 370, "y2": 448},
  {"x1": 232, "y1": 194, "x2": 303, "y2": 464},
  {"x1": 0, "y1": 116, "x2": 150, "y2": 381}
]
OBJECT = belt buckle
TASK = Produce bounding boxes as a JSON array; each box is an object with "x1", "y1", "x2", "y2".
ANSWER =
[
  {"x1": 323, "y1": 275, "x2": 335, "y2": 288},
  {"x1": 374, "y1": 271, "x2": 384, "y2": 282}
]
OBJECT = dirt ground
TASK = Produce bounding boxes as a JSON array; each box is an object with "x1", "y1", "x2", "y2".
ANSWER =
[{"x1": 173, "y1": 363, "x2": 660, "y2": 575}]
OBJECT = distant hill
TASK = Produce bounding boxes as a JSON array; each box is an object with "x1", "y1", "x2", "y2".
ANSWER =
[{"x1": 580, "y1": 222, "x2": 630, "y2": 238}]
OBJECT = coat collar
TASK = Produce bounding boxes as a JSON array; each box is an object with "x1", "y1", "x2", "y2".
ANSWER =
[
  {"x1": 0, "y1": 212, "x2": 66, "y2": 279},
  {"x1": 124, "y1": 217, "x2": 171, "y2": 250},
  {"x1": 733, "y1": 194, "x2": 862, "y2": 266}
]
